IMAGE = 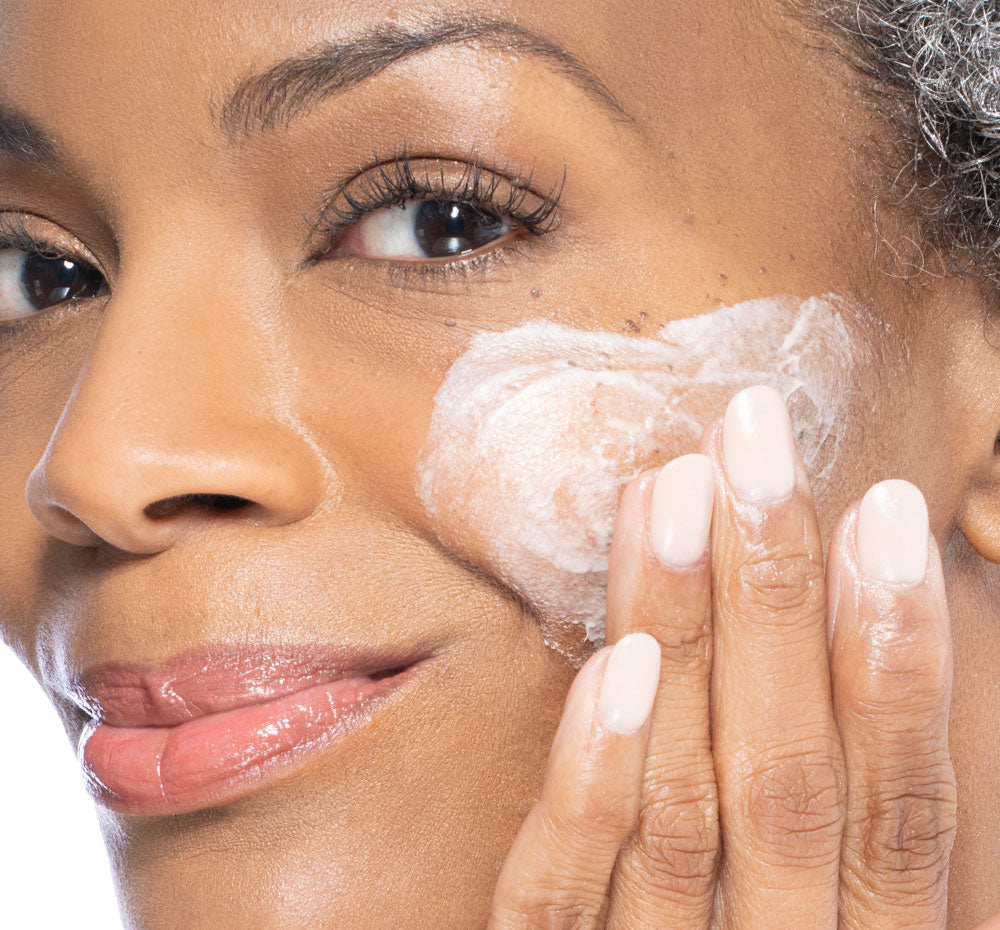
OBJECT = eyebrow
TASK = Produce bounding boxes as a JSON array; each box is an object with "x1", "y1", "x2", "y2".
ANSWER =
[
  {"x1": 218, "y1": 16, "x2": 634, "y2": 140},
  {"x1": 0, "y1": 104, "x2": 62, "y2": 170}
]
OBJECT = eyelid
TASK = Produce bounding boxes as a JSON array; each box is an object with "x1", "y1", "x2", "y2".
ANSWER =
[
  {"x1": 0, "y1": 211, "x2": 108, "y2": 277},
  {"x1": 301, "y1": 147, "x2": 565, "y2": 264}
]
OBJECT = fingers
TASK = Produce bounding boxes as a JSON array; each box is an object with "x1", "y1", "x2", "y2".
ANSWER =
[
  {"x1": 829, "y1": 481, "x2": 957, "y2": 929},
  {"x1": 705, "y1": 386, "x2": 845, "y2": 928},
  {"x1": 603, "y1": 457, "x2": 719, "y2": 929},
  {"x1": 487, "y1": 633, "x2": 661, "y2": 930}
]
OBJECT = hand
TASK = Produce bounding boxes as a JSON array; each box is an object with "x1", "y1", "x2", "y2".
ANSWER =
[{"x1": 488, "y1": 385, "x2": 999, "y2": 929}]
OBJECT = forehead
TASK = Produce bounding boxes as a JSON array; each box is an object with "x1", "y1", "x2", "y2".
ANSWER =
[
  {"x1": 0, "y1": 0, "x2": 659, "y2": 216},
  {"x1": 0, "y1": 0, "x2": 856, "y2": 294},
  {"x1": 0, "y1": 0, "x2": 799, "y2": 148},
  {"x1": 0, "y1": 0, "x2": 637, "y2": 130}
]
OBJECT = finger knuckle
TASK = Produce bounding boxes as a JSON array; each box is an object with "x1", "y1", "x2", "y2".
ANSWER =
[
  {"x1": 647, "y1": 615, "x2": 712, "y2": 671},
  {"x1": 491, "y1": 810, "x2": 610, "y2": 930},
  {"x1": 723, "y1": 549, "x2": 824, "y2": 628},
  {"x1": 490, "y1": 897, "x2": 603, "y2": 930},
  {"x1": 857, "y1": 768, "x2": 958, "y2": 892},
  {"x1": 845, "y1": 629, "x2": 951, "y2": 724},
  {"x1": 739, "y1": 744, "x2": 845, "y2": 866},
  {"x1": 553, "y1": 778, "x2": 640, "y2": 842},
  {"x1": 630, "y1": 781, "x2": 720, "y2": 897}
]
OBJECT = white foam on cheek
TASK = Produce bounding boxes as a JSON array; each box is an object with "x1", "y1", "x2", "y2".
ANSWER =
[{"x1": 415, "y1": 295, "x2": 858, "y2": 650}]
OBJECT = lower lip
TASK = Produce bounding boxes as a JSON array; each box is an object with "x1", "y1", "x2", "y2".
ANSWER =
[{"x1": 79, "y1": 666, "x2": 420, "y2": 816}]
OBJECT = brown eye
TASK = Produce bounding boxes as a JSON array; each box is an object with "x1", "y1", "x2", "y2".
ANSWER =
[
  {"x1": 412, "y1": 201, "x2": 509, "y2": 258},
  {"x1": 0, "y1": 249, "x2": 109, "y2": 321},
  {"x1": 334, "y1": 198, "x2": 516, "y2": 261}
]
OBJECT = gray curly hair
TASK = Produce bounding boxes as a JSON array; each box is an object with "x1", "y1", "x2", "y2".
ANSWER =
[{"x1": 814, "y1": 0, "x2": 1000, "y2": 281}]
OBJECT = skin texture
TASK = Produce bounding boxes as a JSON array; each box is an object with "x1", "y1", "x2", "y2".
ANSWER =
[
  {"x1": 1, "y1": 0, "x2": 1000, "y2": 926},
  {"x1": 487, "y1": 405, "x2": 977, "y2": 928}
]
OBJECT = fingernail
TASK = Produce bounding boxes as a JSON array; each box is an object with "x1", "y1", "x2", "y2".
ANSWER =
[
  {"x1": 722, "y1": 385, "x2": 796, "y2": 503},
  {"x1": 597, "y1": 632, "x2": 661, "y2": 735},
  {"x1": 856, "y1": 479, "x2": 929, "y2": 585},
  {"x1": 649, "y1": 454, "x2": 715, "y2": 567}
]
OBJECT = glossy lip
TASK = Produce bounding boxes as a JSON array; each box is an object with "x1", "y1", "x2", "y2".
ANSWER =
[{"x1": 72, "y1": 644, "x2": 434, "y2": 816}]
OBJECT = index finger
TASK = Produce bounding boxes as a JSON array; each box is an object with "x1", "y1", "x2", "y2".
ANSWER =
[{"x1": 487, "y1": 634, "x2": 661, "y2": 930}]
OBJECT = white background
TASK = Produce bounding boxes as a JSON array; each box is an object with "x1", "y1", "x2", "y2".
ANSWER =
[{"x1": 0, "y1": 642, "x2": 124, "y2": 929}]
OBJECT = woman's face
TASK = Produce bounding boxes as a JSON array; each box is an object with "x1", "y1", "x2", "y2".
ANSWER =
[{"x1": 2, "y1": 1, "x2": 1000, "y2": 926}]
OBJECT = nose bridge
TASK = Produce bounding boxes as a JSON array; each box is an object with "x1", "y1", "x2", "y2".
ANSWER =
[
  {"x1": 89, "y1": 237, "x2": 280, "y2": 448},
  {"x1": 27, "y1": 230, "x2": 326, "y2": 553}
]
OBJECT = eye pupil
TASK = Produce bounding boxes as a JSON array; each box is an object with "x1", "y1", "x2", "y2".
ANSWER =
[
  {"x1": 414, "y1": 200, "x2": 507, "y2": 259},
  {"x1": 21, "y1": 253, "x2": 106, "y2": 311}
]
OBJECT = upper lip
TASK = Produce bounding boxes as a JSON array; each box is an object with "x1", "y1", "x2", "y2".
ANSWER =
[{"x1": 68, "y1": 644, "x2": 435, "y2": 728}]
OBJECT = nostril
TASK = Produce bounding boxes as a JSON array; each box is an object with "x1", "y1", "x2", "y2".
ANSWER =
[{"x1": 144, "y1": 492, "x2": 254, "y2": 520}]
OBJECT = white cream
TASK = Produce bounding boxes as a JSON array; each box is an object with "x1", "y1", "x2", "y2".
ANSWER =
[{"x1": 416, "y1": 294, "x2": 858, "y2": 653}]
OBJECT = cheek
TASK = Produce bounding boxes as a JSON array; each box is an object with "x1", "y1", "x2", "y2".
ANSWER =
[{"x1": 416, "y1": 295, "x2": 859, "y2": 657}]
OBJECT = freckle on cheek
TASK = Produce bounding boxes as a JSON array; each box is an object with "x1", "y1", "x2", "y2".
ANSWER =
[{"x1": 415, "y1": 295, "x2": 859, "y2": 655}]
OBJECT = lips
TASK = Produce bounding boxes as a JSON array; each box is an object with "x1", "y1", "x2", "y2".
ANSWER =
[{"x1": 72, "y1": 645, "x2": 432, "y2": 816}]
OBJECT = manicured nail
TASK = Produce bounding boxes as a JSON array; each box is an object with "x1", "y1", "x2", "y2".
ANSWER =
[
  {"x1": 649, "y1": 454, "x2": 715, "y2": 567},
  {"x1": 856, "y1": 479, "x2": 929, "y2": 585},
  {"x1": 722, "y1": 385, "x2": 796, "y2": 503},
  {"x1": 597, "y1": 632, "x2": 661, "y2": 735}
]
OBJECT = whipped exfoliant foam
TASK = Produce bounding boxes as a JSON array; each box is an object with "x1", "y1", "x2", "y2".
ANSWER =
[{"x1": 416, "y1": 295, "x2": 857, "y2": 652}]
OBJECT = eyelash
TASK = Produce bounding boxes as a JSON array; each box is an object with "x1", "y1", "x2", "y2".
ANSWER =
[
  {"x1": 0, "y1": 212, "x2": 77, "y2": 262},
  {"x1": 305, "y1": 146, "x2": 566, "y2": 281},
  {"x1": 0, "y1": 213, "x2": 107, "y2": 336},
  {"x1": 0, "y1": 149, "x2": 566, "y2": 310}
]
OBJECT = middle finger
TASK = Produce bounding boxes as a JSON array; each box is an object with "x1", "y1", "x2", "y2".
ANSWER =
[{"x1": 705, "y1": 386, "x2": 845, "y2": 929}]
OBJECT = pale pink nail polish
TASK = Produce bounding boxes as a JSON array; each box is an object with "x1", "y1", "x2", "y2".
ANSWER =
[
  {"x1": 649, "y1": 454, "x2": 715, "y2": 567},
  {"x1": 597, "y1": 633, "x2": 661, "y2": 735},
  {"x1": 722, "y1": 385, "x2": 796, "y2": 504},
  {"x1": 856, "y1": 479, "x2": 929, "y2": 586}
]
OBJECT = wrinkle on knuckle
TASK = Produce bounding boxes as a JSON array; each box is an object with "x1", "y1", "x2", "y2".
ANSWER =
[
  {"x1": 720, "y1": 549, "x2": 824, "y2": 628},
  {"x1": 542, "y1": 797, "x2": 632, "y2": 858},
  {"x1": 855, "y1": 773, "x2": 958, "y2": 890},
  {"x1": 491, "y1": 815, "x2": 610, "y2": 929},
  {"x1": 844, "y1": 644, "x2": 951, "y2": 725},
  {"x1": 491, "y1": 897, "x2": 604, "y2": 930},
  {"x1": 629, "y1": 786, "x2": 720, "y2": 895},
  {"x1": 846, "y1": 697, "x2": 950, "y2": 763},
  {"x1": 532, "y1": 901, "x2": 603, "y2": 930},
  {"x1": 647, "y1": 615, "x2": 712, "y2": 670},
  {"x1": 738, "y1": 747, "x2": 845, "y2": 865}
]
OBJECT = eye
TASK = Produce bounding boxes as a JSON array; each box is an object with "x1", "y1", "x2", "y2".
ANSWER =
[
  {"x1": 333, "y1": 198, "x2": 517, "y2": 261},
  {"x1": 0, "y1": 247, "x2": 109, "y2": 322}
]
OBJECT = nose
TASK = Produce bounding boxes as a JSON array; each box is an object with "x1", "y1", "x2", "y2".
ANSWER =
[{"x1": 25, "y1": 257, "x2": 326, "y2": 555}]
